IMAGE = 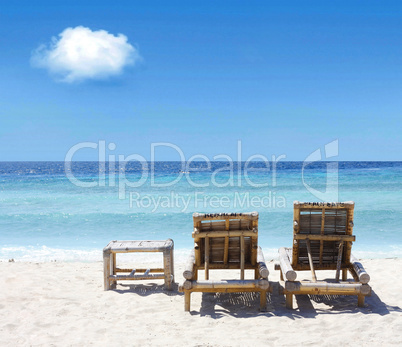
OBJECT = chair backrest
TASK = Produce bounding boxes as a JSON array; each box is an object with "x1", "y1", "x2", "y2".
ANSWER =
[
  {"x1": 192, "y1": 212, "x2": 259, "y2": 270},
  {"x1": 291, "y1": 201, "x2": 355, "y2": 270}
]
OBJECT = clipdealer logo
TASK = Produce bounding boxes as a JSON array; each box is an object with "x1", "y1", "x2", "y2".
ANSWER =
[{"x1": 64, "y1": 139, "x2": 339, "y2": 209}]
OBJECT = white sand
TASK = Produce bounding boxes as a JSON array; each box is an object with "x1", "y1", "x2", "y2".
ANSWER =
[{"x1": 1, "y1": 258, "x2": 401, "y2": 346}]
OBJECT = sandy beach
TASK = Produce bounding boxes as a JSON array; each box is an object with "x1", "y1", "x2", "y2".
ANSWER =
[{"x1": 1, "y1": 257, "x2": 401, "y2": 346}]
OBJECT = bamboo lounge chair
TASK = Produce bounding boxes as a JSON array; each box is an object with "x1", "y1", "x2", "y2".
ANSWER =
[
  {"x1": 277, "y1": 201, "x2": 371, "y2": 309},
  {"x1": 179, "y1": 212, "x2": 271, "y2": 311}
]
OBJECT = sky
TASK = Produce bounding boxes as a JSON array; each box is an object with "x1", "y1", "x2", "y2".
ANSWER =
[{"x1": 0, "y1": 0, "x2": 401, "y2": 161}]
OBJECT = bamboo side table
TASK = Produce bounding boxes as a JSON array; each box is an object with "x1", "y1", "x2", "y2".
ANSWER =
[{"x1": 103, "y1": 239, "x2": 174, "y2": 290}]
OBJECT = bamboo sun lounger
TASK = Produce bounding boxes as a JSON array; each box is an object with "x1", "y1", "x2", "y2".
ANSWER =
[
  {"x1": 276, "y1": 201, "x2": 371, "y2": 309},
  {"x1": 179, "y1": 212, "x2": 271, "y2": 312}
]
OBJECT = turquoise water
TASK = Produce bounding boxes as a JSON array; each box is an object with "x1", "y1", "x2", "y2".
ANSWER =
[{"x1": 0, "y1": 162, "x2": 401, "y2": 261}]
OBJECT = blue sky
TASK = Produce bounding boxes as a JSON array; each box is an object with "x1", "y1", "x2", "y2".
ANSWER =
[{"x1": 1, "y1": 1, "x2": 401, "y2": 161}]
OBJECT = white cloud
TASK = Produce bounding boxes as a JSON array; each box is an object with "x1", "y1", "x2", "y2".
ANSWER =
[{"x1": 31, "y1": 26, "x2": 140, "y2": 83}]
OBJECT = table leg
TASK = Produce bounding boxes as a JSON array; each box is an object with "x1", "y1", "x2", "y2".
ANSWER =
[
  {"x1": 103, "y1": 250, "x2": 111, "y2": 290},
  {"x1": 163, "y1": 248, "x2": 174, "y2": 290},
  {"x1": 111, "y1": 253, "x2": 117, "y2": 290}
]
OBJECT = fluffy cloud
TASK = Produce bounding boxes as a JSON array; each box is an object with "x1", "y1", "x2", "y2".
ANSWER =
[{"x1": 31, "y1": 26, "x2": 140, "y2": 83}]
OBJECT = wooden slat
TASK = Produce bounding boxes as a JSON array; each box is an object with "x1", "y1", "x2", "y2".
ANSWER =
[
  {"x1": 110, "y1": 274, "x2": 165, "y2": 280},
  {"x1": 292, "y1": 263, "x2": 349, "y2": 271},
  {"x1": 319, "y1": 208, "x2": 325, "y2": 265},
  {"x1": 306, "y1": 239, "x2": 317, "y2": 282},
  {"x1": 240, "y1": 235, "x2": 245, "y2": 280},
  {"x1": 116, "y1": 268, "x2": 164, "y2": 273},
  {"x1": 104, "y1": 239, "x2": 174, "y2": 253},
  {"x1": 285, "y1": 281, "x2": 371, "y2": 296},
  {"x1": 319, "y1": 240, "x2": 324, "y2": 266},
  {"x1": 205, "y1": 236, "x2": 210, "y2": 280},
  {"x1": 294, "y1": 201, "x2": 355, "y2": 209},
  {"x1": 320, "y1": 208, "x2": 325, "y2": 233},
  {"x1": 194, "y1": 263, "x2": 257, "y2": 270},
  {"x1": 294, "y1": 234, "x2": 355, "y2": 242},
  {"x1": 335, "y1": 241, "x2": 344, "y2": 282},
  {"x1": 184, "y1": 279, "x2": 270, "y2": 290},
  {"x1": 193, "y1": 211, "x2": 259, "y2": 222},
  {"x1": 194, "y1": 230, "x2": 257, "y2": 239},
  {"x1": 223, "y1": 236, "x2": 229, "y2": 264},
  {"x1": 196, "y1": 220, "x2": 254, "y2": 232}
]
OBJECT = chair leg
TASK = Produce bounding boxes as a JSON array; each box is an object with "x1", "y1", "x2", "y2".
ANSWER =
[
  {"x1": 342, "y1": 269, "x2": 348, "y2": 281},
  {"x1": 358, "y1": 294, "x2": 365, "y2": 307},
  {"x1": 260, "y1": 291, "x2": 267, "y2": 311},
  {"x1": 286, "y1": 293, "x2": 293, "y2": 309},
  {"x1": 184, "y1": 291, "x2": 191, "y2": 311}
]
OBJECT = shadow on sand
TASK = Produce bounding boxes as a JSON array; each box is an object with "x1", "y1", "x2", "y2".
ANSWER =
[
  {"x1": 107, "y1": 281, "x2": 401, "y2": 319},
  {"x1": 193, "y1": 284, "x2": 402, "y2": 319},
  {"x1": 113, "y1": 282, "x2": 182, "y2": 297}
]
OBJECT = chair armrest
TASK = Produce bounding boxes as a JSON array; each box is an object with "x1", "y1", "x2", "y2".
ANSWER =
[
  {"x1": 257, "y1": 246, "x2": 269, "y2": 279},
  {"x1": 183, "y1": 248, "x2": 196, "y2": 280},
  {"x1": 350, "y1": 254, "x2": 370, "y2": 284},
  {"x1": 279, "y1": 247, "x2": 297, "y2": 281}
]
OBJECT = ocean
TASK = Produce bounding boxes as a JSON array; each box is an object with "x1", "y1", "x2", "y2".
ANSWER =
[{"x1": 0, "y1": 161, "x2": 401, "y2": 262}]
